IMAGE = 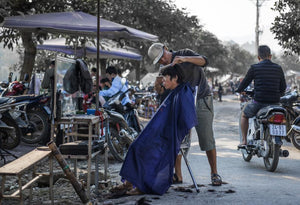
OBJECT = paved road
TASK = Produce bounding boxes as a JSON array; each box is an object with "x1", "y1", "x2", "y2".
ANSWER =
[{"x1": 108, "y1": 94, "x2": 300, "y2": 205}]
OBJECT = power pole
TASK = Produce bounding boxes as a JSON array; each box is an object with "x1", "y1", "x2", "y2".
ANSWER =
[
  {"x1": 255, "y1": 0, "x2": 260, "y2": 55},
  {"x1": 252, "y1": 0, "x2": 268, "y2": 55}
]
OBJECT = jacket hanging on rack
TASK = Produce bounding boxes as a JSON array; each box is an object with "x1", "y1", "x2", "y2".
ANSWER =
[{"x1": 63, "y1": 59, "x2": 92, "y2": 94}]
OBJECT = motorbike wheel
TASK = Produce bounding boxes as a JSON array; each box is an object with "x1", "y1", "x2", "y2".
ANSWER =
[
  {"x1": 108, "y1": 127, "x2": 133, "y2": 162},
  {"x1": 291, "y1": 121, "x2": 300, "y2": 150},
  {"x1": 238, "y1": 111, "x2": 252, "y2": 162},
  {"x1": 291, "y1": 132, "x2": 300, "y2": 150},
  {"x1": 263, "y1": 128, "x2": 280, "y2": 172},
  {"x1": 21, "y1": 110, "x2": 49, "y2": 144},
  {"x1": 0, "y1": 114, "x2": 21, "y2": 149}
]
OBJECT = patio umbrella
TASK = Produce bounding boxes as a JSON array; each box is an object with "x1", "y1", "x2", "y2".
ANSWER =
[
  {"x1": 3, "y1": 11, "x2": 158, "y2": 41},
  {"x1": 36, "y1": 38, "x2": 142, "y2": 61}
]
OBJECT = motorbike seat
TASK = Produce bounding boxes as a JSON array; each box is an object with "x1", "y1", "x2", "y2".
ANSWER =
[
  {"x1": 0, "y1": 97, "x2": 10, "y2": 105},
  {"x1": 10, "y1": 95, "x2": 38, "y2": 102},
  {"x1": 280, "y1": 95, "x2": 298, "y2": 105},
  {"x1": 256, "y1": 105, "x2": 286, "y2": 119}
]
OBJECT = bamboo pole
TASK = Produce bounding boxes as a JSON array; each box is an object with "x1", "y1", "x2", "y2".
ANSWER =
[{"x1": 47, "y1": 141, "x2": 91, "y2": 204}]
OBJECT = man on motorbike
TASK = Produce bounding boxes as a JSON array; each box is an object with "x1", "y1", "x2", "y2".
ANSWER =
[
  {"x1": 99, "y1": 66, "x2": 131, "y2": 106},
  {"x1": 236, "y1": 45, "x2": 286, "y2": 147}
]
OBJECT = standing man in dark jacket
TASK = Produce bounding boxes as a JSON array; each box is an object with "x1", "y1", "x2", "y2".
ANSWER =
[
  {"x1": 236, "y1": 45, "x2": 286, "y2": 147},
  {"x1": 148, "y1": 43, "x2": 222, "y2": 186}
]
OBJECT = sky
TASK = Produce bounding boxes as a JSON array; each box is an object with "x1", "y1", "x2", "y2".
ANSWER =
[{"x1": 173, "y1": 0, "x2": 281, "y2": 53}]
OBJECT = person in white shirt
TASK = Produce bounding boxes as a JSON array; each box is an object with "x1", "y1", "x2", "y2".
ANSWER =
[{"x1": 99, "y1": 66, "x2": 131, "y2": 106}]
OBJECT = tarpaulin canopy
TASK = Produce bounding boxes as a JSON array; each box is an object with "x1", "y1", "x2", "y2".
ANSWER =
[
  {"x1": 37, "y1": 38, "x2": 142, "y2": 61},
  {"x1": 3, "y1": 11, "x2": 158, "y2": 41}
]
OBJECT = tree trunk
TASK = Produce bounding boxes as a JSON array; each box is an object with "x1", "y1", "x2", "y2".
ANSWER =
[
  {"x1": 136, "y1": 61, "x2": 141, "y2": 82},
  {"x1": 20, "y1": 31, "x2": 36, "y2": 81}
]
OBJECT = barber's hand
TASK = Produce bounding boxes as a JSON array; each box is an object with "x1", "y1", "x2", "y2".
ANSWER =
[{"x1": 172, "y1": 56, "x2": 185, "y2": 66}]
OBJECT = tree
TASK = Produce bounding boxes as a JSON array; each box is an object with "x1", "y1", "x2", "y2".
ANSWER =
[
  {"x1": 99, "y1": 0, "x2": 203, "y2": 80},
  {"x1": 0, "y1": 0, "x2": 100, "y2": 80},
  {"x1": 271, "y1": 0, "x2": 300, "y2": 54},
  {"x1": 1, "y1": 0, "x2": 256, "y2": 82},
  {"x1": 225, "y1": 43, "x2": 256, "y2": 75}
]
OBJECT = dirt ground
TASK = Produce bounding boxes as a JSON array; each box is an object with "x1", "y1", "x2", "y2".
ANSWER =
[{"x1": 2, "y1": 94, "x2": 300, "y2": 204}]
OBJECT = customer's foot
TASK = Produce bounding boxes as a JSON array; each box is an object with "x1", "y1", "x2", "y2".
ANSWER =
[
  {"x1": 126, "y1": 187, "x2": 144, "y2": 195},
  {"x1": 211, "y1": 173, "x2": 222, "y2": 186},
  {"x1": 110, "y1": 182, "x2": 133, "y2": 193},
  {"x1": 172, "y1": 173, "x2": 183, "y2": 184}
]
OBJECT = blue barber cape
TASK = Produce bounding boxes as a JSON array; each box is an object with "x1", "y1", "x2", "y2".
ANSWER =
[{"x1": 119, "y1": 83, "x2": 197, "y2": 195}]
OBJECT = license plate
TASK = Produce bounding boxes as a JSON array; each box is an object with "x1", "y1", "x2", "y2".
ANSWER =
[{"x1": 269, "y1": 124, "x2": 286, "y2": 136}]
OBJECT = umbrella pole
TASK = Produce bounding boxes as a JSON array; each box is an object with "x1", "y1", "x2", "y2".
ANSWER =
[{"x1": 95, "y1": 0, "x2": 100, "y2": 112}]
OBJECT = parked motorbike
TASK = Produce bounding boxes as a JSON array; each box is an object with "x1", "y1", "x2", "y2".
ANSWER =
[
  {"x1": 0, "y1": 81, "x2": 9, "y2": 95},
  {"x1": 238, "y1": 90, "x2": 289, "y2": 172},
  {"x1": 0, "y1": 80, "x2": 28, "y2": 97},
  {"x1": 103, "y1": 88, "x2": 143, "y2": 162},
  {"x1": 9, "y1": 95, "x2": 51, "y2": 144},
  {"x1": 0, "y1": 97, "x2": 22, "y2": 149},
  {"x1": 280, "y1": 90, "x2": 300, "y2": 149},
  {"x1": 1, "y1": 75, "x2": 51, "y2": 144},
  {"x1": 133, "y1": 91, "x2": 158, "y2": 118}
]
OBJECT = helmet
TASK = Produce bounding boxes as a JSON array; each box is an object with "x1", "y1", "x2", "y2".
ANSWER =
[{"x1": 9, "y1": 81, "x2": 25, "y2": 95}]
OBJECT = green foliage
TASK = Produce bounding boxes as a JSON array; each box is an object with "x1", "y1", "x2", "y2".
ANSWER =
[
  {"x1": 274, "y1": 53, "x2": 300, "y2": 72},
  {"x1": 225, "y1": 43, "x2": 256, "y2": 74},
  {"x1": 271, "y1": 0, "x2": 300, "y2": 54}
]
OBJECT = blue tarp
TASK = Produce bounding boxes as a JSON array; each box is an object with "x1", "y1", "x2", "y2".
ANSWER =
[{"x1": 3, "y1": 11, "x2": 158, "y2": 41}]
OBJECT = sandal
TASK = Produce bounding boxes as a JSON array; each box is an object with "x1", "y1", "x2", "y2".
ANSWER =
[
  {"x1": 172, "y1": 173, "x2": 183, "y2": 184},
  {"x1": 126, "y1": 188, "x2": 144, "y2": 195},
  {"x1": 110, "y1": 182, "x2": 133, "y2": 193},
  {"x1": 211, "y1": 173, "x2": 222, "y2": 186}
]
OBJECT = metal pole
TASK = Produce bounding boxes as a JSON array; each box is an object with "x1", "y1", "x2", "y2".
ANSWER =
[
  {"x1": 255, "y1": 0, "x2": 260, "y2": 55},
  {"x1": 96, "y1": 0, "x2": 100, "y2": 111},
  {"x1": 180, "y1": 149, "x2": 199, "y2": 193}
]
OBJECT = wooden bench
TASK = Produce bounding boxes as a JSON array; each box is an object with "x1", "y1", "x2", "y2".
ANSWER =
[{"x1": 0, "y1": 147, "x2": 54, "y2": 205}]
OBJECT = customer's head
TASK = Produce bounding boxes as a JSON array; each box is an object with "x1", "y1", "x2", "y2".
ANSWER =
[
  {"x1": 105, "y1": 66, "x2": 118, "y2": 81},
  {"x1": 148, "y1": 43, "x2": 172, "y2": 65},
  {"x1": 161, "y1": 66, "x2": 184, "y2": 90},
  {"x1": 258, "y1": 45, "x2": 271, "y2": 60}
]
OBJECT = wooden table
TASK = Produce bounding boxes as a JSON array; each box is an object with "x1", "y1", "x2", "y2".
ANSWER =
[{"x1": 56, "y1": 114, "x2": 109, "y2": 197}]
